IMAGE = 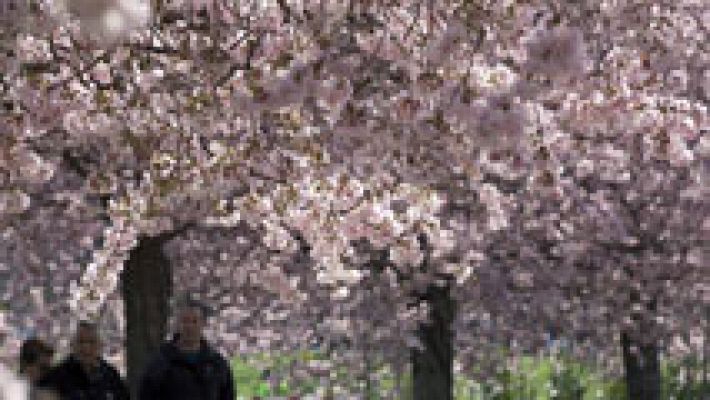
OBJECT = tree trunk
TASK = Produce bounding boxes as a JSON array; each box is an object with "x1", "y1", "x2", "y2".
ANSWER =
[
  {"x1": 393, "y1": 364, "x2": 402, "y2": 400},
  {"x1": 121, "y1": 236, "x2": 173, "y2": 399},
  {"x1": 363, "y1": 346, "x2": 373, "y2": 399},
  {"x1": 621, "y1": 331, "x2": 661, "y2": 400},
  {"x1": 703, "y1": 306, "x2": 710, "y2": 394},
  {"x1": 411, "y1": 284, "x2": 455, "y2": 400}
]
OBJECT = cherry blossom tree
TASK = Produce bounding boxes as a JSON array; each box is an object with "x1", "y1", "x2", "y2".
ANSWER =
[
  {"x1": 450, "y1": 2, "x2": 708, "y2": 399},
  {"x1": 1, "y1": 1, "x2": 708, "y2": 400}
]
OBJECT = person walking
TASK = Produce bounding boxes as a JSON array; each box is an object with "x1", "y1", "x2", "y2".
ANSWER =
[
  {"x1": 38, "y1": 321, "x2": 129, "y2": 400},
  {"x1": 138, "y1": 296, "x2": 234, "y2": 400},
  {"x1": 19, "y1": 337, "x2": 58, "y2": 400}
]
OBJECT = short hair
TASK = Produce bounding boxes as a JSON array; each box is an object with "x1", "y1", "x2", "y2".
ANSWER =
[
  {"x1": 19, "y1": 338, "x2": 53, "y2": 372},
  {"x1": 173, "y1": 295, "x2": 211, "y2": 318},
  {"x1": 74, "y1": 320, "x2": 99, "y2": 338}
]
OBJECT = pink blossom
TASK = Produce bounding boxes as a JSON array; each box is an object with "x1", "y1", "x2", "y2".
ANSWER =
[{"x1": 91, "y1": 62, "x2": 111, "y2": 85}]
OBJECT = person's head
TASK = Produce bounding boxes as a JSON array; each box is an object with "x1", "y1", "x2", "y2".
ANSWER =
[
  {"x1": 19, "y1": 337, "x2": 53, "y2": 382},
  {"x1": 72, "y1": 321, "x2": 100, "y2": 369},
  {"x1": 173, "y1": 296, "x2": 209, "y2": 347}
]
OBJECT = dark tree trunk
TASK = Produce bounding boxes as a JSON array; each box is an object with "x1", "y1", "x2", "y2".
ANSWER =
[
  {"x1": 121, "y1": 236, "x2": 173, "y2": 399},
  {"x1": 621, "y1": 331, "x2": 661, "y2": 400},
  {"x1": 704, "y1": 306, "x2": 709, "y2": 395},
  {"x1": 411, "y1": 284, "x2": 455, "y2": 400},
  {"x1": 363, "y1": 345, "x2": 374, "y2": 399}
]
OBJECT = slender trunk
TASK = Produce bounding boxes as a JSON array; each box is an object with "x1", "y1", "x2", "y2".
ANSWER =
[
  {"x1": 704, "y1": 306, "x2": 709, "y2": 397},
  {"x1": 621, "y1": 331, "x2": 661, "y2": 400},
  {"x1": 411, "y1": 284, "x2": 455, "y2": 400},
  {"x1": 685, "y1": 355, "x2": 695, "y2": 399},
  {"x1": 121, "y1": 236, "x2": 172, "y2": 398},
  {"x1": 393, "y1": 364, "x2": 402, "y2": 400},
  {"x1": 363, "y1": 346, "x2": 373, "y2": 399}
]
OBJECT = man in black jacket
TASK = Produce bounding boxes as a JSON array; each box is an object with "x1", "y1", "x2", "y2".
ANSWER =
[
  {"x1": 39, "y1": 321, "x2": 129, "y2": 400},
  {"x1": 19, "y1": 337, "x2": 54, "y2": 384},
  {"x1": 139, "y1": 297, "x2": 234, "y2": 400},
  {"x1": 19, "y1": 337, "x2": 58, "y2": 400}
]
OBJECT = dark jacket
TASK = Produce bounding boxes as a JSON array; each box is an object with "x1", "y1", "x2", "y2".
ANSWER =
[
  {"x1": 38, "y1": 355, "x2": 129, "y2": 400},
  {"x1": 138, "y1": 337, "x2": 234, "y2": 400}
]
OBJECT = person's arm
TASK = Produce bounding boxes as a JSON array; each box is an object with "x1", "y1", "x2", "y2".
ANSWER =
[
  {"x1": 111, "y1": 369, "x2": 131, "y2": 400},
  {"x1": 138, "y1": 360, "x2": 165, "y2": 400},
  {"x1": 36, "y1": 365, "x2": 65, "y2": 398},
  {"x1": 220, "y1": 358, "x2": 235, "y2": 400}
]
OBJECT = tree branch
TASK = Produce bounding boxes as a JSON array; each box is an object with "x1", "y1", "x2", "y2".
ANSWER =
[
  {"x1": 214, "y1": 30, "x2": 261, "y2": 88},
  {"x1": 276, "y1": 0, "x2": 292, "y2": 23}
]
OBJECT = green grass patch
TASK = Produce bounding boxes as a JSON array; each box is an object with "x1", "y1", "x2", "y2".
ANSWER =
[{"x1": 231, "y1": 351, "x2": 709, "y2": 399}]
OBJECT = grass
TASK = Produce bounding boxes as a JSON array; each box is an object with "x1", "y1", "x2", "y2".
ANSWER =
[
  {"x1": 232, "y1": 349, "x2": 329, "y2": 399},
  {"x1": 231, "y1": 351, "x2": 709, "y2": 399}
]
